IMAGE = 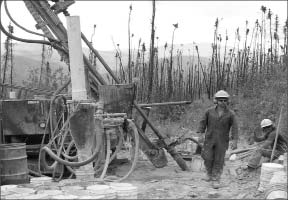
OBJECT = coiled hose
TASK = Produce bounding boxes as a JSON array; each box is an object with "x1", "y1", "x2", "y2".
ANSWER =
[
  {"x1": 104, "y1": 119, "x2": 140, "y2": 182},
  {"x1": 94, "y1": 126, "x2": 124, "y2": 174}
]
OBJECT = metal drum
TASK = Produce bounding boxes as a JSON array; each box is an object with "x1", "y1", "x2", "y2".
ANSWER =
[{"x1": 0, "y1": 143, "x2": 29, "y2": 185}]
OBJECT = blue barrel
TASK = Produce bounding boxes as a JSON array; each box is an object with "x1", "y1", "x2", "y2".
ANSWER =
[{"x1": 0, "y1": 143, "x2": 29, "y2": 185}]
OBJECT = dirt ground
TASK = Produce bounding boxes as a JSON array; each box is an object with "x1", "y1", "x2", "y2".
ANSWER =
[{"x1": 110, "y1": 150, "x2": 265, "y2": 199}]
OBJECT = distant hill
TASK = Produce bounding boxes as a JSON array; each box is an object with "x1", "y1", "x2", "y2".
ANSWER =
[{"x1": 1, "y1": 42, "x2": 212, "y2": 85}]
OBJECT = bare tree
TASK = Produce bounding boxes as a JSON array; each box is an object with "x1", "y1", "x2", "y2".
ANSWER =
[
  {"x1": 147, "y1": 0, "x2": 156, "y2": 102},
  {"x1": 168, "y1": 23, "x2": 178, "y2": 99}
]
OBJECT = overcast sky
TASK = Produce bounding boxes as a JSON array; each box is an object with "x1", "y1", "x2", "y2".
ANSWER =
[{"x1": 0, "y1": 1, "x2": 287, "y2": 51}]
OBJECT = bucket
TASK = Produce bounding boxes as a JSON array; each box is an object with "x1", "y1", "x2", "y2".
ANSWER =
[
  {"x1": 0, "y1": 143, "x2": 29, "y2": 185},
  {"x1": 3, "y1": 187, "x2": 36, "y2": 199},
  {"x1": 283, "y1": 153, "x2": 287, "y2": 172},
  {"x1": 87, "y1": 184, "x2": 116, "y2": 199},
  {"x1": 109, "y1": 182, "x2": 138, "y2": 199},
  {"x1": 9, "y1": 91, "x2": 16, "y2": 99},
  {"x1": 265, "y1": 184, "x2": 287, "y2": 199},
  {"x1": 190, "y1": 155, "x2": 205, "y2": 172},
  {"x1": 30, "y1": 176, "x2": 53, "y2": 186},
  {"x1": 258, "y1": 163, "x2": 284, "y2": 192},
  {"x1": 269, "y1": 171, "x2": 287, "y2": 185}
]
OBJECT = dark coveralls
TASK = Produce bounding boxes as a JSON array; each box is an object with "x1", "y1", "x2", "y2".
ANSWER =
[
  {"x1": 197, "y1": 106, "x2": 238, "y2": 180},
  {"x1": 248, "y1": 127, "x2": 288, "y2": 168}
]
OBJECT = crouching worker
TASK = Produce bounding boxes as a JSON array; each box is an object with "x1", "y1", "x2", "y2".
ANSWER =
[
  {"x1": 247, "y1": 119, "x2": 288, "y2": 169},
  {"x1": 197, "y1": 90, "x2": 239, "y2": 189}
]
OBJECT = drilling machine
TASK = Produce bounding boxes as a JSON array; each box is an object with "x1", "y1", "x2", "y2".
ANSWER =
[{"x1": 0, "y1": 0, "x2": 200, "y2": 182}]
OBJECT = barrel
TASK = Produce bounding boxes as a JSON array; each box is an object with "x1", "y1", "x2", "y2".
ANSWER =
[{"x1": 0, "y1": 143, "x2": 29, "y2": 185}]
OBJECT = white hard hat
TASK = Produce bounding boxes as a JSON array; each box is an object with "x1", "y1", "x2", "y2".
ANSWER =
[
  {"x1": 214, "y1": 90, "x2": 230, "y2": 98},
  {"x1": 260, "y1": 119, "x2": 273, "y2": 128}
]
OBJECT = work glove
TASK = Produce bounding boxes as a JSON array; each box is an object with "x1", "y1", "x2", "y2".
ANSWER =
[{"x1": 230, "y1": 140, "x2": 238, "y2": 150}]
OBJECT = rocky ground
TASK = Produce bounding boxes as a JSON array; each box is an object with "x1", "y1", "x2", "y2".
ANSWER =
[
  {"x1": 114, "y1": 152, "x2": 265, "y2": 199},
  {"x1": 1, "y1": 150, "x2": 267, "y2": 199}
]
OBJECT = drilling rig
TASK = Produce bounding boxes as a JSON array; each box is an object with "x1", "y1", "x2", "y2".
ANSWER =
[{"x1": 0, "y1": 0, "x2": 199, "y2": 184}]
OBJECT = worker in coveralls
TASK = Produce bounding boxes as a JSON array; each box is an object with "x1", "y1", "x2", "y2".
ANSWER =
[
  {"x1": 247, "y1": 119, "x2": 288, "y2": 169},
  {"x1": 197, "y1": 90, "x2": 238, "y2": 189}
]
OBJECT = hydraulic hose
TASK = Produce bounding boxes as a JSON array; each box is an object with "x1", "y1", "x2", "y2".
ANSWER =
[
  {"x1": 41, "y1": 142, "x2": 102, "y2": 167},
  {"x1": 61, "y1": 141, "x2": 78, "y2": 160},
  {"x1": 99, "y1": 132, "x2": 111, "y2": 180},
  {"x1": 3, "y1": 0, "x2": 58, "y2": 41},
  {"x1": 39, "y1": 126, "x2": 70, "y2": 172},
  {"x1": 0, "y1": 1, "x2": 64, "y2": 51},
  {"x1": 104, "y1": 119, "x2": 140, "y2": 182},
  {"x1": 116, "y1": 119, "x2": 139, "y2": 182},
  {"x1": 49, "y1": 81, "x2": 71, "y2": 141},
  {"x1": 51, "y1": 126, "x2": 70, "y2": 181},
  {"x1": 94, "y1": 126, "x2": 124, "y2": 173},
  {"x1": 41, "y1": 113, "x2": 104, "y2": 167}
]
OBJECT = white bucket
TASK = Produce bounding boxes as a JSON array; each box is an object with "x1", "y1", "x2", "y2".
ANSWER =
[
  {"x1": 190, "y1": 155, "x2": 205, "y2": 172},
  {"x1": 265, "y1": 184, "x2": 287, "y2": 199},
  {"x1": 109, "y1": 183, "x2": 138, "y2": 199},
  {"x1": 266, "y1": 190, "x2": 287, "y2": 199},
  {"x1": 61, "y1": 185, "x2": 84, "y2": 192},
  {"x1": 30, "y1": 176, "x2": 53, "y2": 186},
  {"x1": 1, "y1": 185, "x2": 19, "y2": 197},
  {"x1": 283, "y1": 153, "x2": 287, "y2": 172},
  {"x1": 22, "y1": 193, "x2": 49, "y2": 199},
  {"x1": 258, "y1": 163, "x2": 284, "y2": 192},
  {"x1": 36, "y1": 189, "x2": 63, "y2": 198},
  {"x1": 87, "y1": 184, "x2": 116, "y2": 199},
  {"x1": 269, "y1": 171, "x2": 287, "y2": 185},
  {"x1": 9, "y1": 91, "x2": 16, "y2": 99},
  {"x1": 51, "y1": 194, "x2": 78, "y2": 199}
]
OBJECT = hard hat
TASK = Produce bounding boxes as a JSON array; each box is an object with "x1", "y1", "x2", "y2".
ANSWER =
[
  {"x1": 260, "y1": 119, "x2": 273, "y2": 128},
  {"x1": 214, "y1": 90, "x2": 230, "y2": 98}
]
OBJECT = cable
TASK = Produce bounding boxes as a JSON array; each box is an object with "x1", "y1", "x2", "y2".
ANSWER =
[
  {"x1": 116, "y1": 119, "x2": 139, "y2": 182},
  {"x1": 0, "y1": 1, "x2": 65, "y2": 52},
  {"x1": 3, "y1": 0, "x2": 57, "y2": 41},
  {"x1": 104, "y1": 120, "x2": 140, "y2": 182},
  {"x1": 94, "y1": 126, "x2": 124, "y2": 174},
  {"x1": 99, "y1": 132, "x2": 111, "y2": 180}
]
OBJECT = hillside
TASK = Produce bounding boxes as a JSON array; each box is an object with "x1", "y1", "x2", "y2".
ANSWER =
[{"x1": 1, "y1": 42, "x2": 211, "y2": 85}]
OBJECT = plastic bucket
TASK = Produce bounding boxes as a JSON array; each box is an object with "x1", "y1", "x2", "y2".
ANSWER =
[
  {"x1": 265, "y1": 184, "x2": 287, "y2": 199},
  {"x1": 9, "y1": 92, "x2": 16, "y2": 99},
  {"x1": 109, "y1": 183, "x2": 138, "y2": 199},
  {"x1": 190, "y1": 155, "x2": 205, "y2": 172},
  {"x1": 258, "y1": 163, "x2": 284, "y2": 192},
  {"x1": 87, "y1": 184, "x2": 115, "y2": 199},
  {"x1": 0, "y1": 143, "x2": 29, "y2": 185}
]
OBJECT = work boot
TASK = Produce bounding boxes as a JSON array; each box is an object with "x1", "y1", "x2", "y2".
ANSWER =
[
  {"x1": 202, "y1": 173, "x2": 212, "y2": 182},
  {"x1": 211, "y1": 179, "x2": 221, "y2": 189}
]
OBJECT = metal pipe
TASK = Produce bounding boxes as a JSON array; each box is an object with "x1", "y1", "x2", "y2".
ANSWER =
[
  {"x1": 133, "y1": 100, "x2": 189, "y2": 170},
  {"x1": 133, "y1": 101, "x2": 165, "y2": 140},
  {"x1": 81, "y1": 33, "x2": 120, "y2": 84},
  {"x1": 138, "y1": 101, "x2": 192, "y2": 108}
]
